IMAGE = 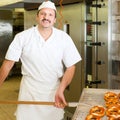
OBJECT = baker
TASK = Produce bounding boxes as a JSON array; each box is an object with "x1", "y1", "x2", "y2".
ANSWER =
[{"x1": 0, "y1": 1, "x2": 81, "y2": 120}]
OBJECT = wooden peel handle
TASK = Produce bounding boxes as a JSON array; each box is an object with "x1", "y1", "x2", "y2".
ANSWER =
[
  {"x1": 0, "y1": 100, "x2": 78, "y2": 107},
  {"x1": 0, "y1": 100, "x2": 55, "y2": 105}
]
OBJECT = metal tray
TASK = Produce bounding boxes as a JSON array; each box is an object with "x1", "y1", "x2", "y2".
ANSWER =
[{"x1": 72, "y1": 88, "x2": 120, "y2": 120}]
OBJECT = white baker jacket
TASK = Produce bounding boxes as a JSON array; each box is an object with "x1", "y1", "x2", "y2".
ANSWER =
[{"x1": 5, "y1": 26, "x2": 81, "y2": 120}]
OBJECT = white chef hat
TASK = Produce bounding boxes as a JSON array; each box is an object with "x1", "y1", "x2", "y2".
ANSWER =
[{"x1": 38, "y1": 1, "x2": 56, "y2": 11}]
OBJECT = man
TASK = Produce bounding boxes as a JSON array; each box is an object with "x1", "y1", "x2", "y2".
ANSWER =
[{"x1": 0, "y1": 1, "x2": 81, "y2": 120}]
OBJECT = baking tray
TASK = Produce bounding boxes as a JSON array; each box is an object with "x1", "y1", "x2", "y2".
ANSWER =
[{"x1": 72, "y1": 88, "x2": 120, "y2": 120}]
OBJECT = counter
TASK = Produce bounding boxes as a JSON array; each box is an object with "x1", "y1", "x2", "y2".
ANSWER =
[{"x1": 72, "y1": 88, "x2": 120, "y2": 120}]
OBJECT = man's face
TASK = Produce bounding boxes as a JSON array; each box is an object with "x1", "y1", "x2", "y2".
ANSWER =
[{"x1": 36, "y1": 8, "x2": 56, "y2": 28}]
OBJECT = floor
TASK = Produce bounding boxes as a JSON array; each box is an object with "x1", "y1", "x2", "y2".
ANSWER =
[{"x1": 0, "y1": 75, "x2": 21, "y2": 120}]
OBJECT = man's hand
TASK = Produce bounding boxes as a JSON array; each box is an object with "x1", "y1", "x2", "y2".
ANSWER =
[
  {"x1": 54, "y1": 65, "x2": 76, "y2": 108},
  {"x1": 54, "y1": 88, "x2": 67, "y2": 108}
]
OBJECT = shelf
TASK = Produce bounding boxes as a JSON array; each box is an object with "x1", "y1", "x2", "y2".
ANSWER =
[
  {"x1": 112, "y1": 75, "x2": 120, "y2": 80},
  {"x1": 112, "y1": 16, "x2": 120, "y2": 20},
  {"x1": 112, "y1": 56, "x2": 120, "y2": 61},
  {"x1": 112, "y1": 33, "x2": 120, "y2": 41}
]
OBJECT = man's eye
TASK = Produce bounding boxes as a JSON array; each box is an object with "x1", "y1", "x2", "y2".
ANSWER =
[
  {"x1": 49, "y1": 14, "x2": 53, "y2": 16},
  {"x1": 40, "y1": 13, "x2": 45, "y2": 15}
]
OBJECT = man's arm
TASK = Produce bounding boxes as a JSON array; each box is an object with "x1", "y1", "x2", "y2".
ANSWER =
[
  {"x1": 55, "y1": 65, "x2": 76, "y2": 108},
  {"x1": 0, "y1": 60, "x2": 15, "y2": 86}
]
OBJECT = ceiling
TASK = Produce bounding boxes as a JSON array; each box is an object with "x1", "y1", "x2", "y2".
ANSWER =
[
  {"x1": 0, "y1": 0, "x2": 84, "y2": 10},
  {"x1": 0, "y1": 0, "x2": 23, "y2": 6}
]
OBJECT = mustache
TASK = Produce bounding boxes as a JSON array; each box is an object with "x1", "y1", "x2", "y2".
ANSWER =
[{"x1": 42, "y1": 19, "x2": 51, "y2": 23}]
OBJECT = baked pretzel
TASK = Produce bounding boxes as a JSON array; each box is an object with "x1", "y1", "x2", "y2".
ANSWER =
[
  {"x1": 108, "y1": 116, "x2": 120, "y2": 120},
  {"x1": 105, "y1": 99, "x2": 119, "y2": 108},
  {"x1": 104, "y1": 92, "x2": 118, "y2": 102},
  {"x1": 85, "y1": 114, "x2": 101, "y2": 120},
  {"x1": 106, "y1": 105, "x2": 120, "y2": 119},
  {"x1": 89, "y1": 105, "x2": 105, "y2": 117}
]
